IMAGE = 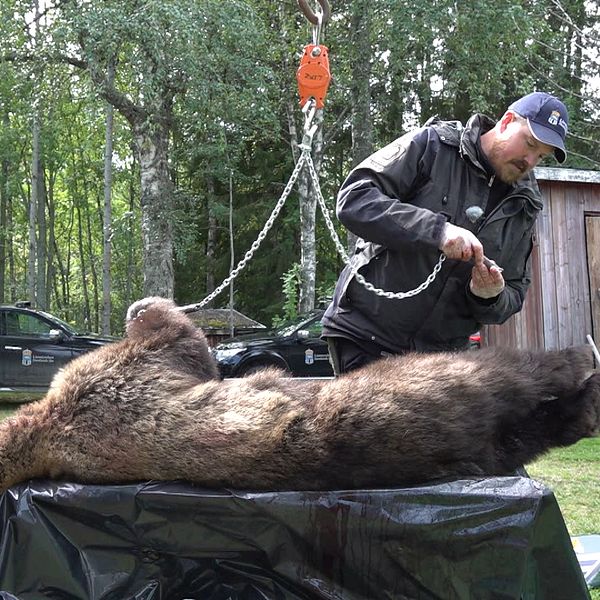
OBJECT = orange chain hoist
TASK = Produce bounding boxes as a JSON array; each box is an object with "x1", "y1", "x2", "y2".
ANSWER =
[{"x1": 296, "y1": 0, "x2": 331, "y2": 109}]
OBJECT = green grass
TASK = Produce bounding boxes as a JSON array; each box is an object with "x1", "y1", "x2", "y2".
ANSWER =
[
  {"x1": 528, "y1": 438, "x2": 600, "y2": 535},
  {"x1": 527, "y1": 437, "x2": 600, "y2": 599},
  {"x1": 0, "y1": 403, "x2": 18, "y2": 421},
  {"x1": 0, "y1": 404, "x2": 597, "y2": 596}
]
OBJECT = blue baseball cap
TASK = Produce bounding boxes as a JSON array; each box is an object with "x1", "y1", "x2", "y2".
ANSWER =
[{"x1": 508, "y1": 92, "x2": 568, "y2": 163}]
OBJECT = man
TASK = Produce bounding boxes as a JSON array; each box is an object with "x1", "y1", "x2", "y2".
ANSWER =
[{"x1": 322, "y1": 92, "x2": 569, "y2": 374}]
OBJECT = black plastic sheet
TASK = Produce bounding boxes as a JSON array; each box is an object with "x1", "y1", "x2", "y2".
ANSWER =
[{"x1": 0, "y1": 477, "x2": 590, "y2": 600}]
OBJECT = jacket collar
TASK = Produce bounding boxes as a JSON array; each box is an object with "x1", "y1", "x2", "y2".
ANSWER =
[
  {"x1": 459, "y1": 114, "x2": 495, "y2": 170},
  {"x1": 432, "y1": 114, "x2": 543, "y2": 212}
]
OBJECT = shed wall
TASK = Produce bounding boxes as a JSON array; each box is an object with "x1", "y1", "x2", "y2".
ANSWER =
[{"x1": 482, "y1": 178, "x2": 600, "y2": 350}]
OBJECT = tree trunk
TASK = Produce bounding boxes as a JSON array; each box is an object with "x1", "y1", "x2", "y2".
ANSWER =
[
  {"x1": 76, "y1": 204, "x2": 91, "y2": 330},
  {"x1": 297, "y1": 107, "x2": 325, "y2": 314},
  {"x1": 29, "y1": 112, "x2": 40, "y2": 305},
  {"x1": 286, "y1": 100, "x2": 300, "y2": 164},
  {"x1": 84, "y1": 197, "x2": 99, "y2": 332},
  {"x1": 82, "y1": 52, "x2": 176, "y2": 300},
  {"x1": 228, "y1": 171, "x2": 235, "y2": 336},
  {"x1": 350, "y1": 0, "x2": 374, "y2": 168},
  {"x1": 56, "y1": 200, "x2": 76, "y2": 320},
  {"x1": 50, "y1": 214, "x2": 67, "y2": 312},
  {"x1": 36, "y1": 159, "x2": 47, "y2": 309},
  {"x1": 46, "y1": 172, "x2": 56, "y2": 310},
  {"x1": 102, "y1": 62, "x2": 115, "y2": 335},
  {"x1": 0, "y1": 111, "x2": 8, "y2": 304},
  {"x1": 29, "y1": 0, "x2": 45, "y2": 307},
  {"x1": 133, "y1": 118, "x2": 174, "y2": 299},
  {"x1": 125, "y1": 175, "x2": 136, "y2": 309},
  {"x1": 6, "y1": 194, "x2": 16, "y2": 303},
  {"x1": 347, "y1": 0, "x2": 375, "y2": 256},
  {"x1": 205, "y1": 179, "x2": 217, "y2": 305}
]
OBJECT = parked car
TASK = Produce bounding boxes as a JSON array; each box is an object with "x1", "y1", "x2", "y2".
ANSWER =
[
  {"x1": 212, "y1": 309, "x2": 334, "y2": 378},
  {"x1": 212, "y1": 309, "x2": 483, "y2": 379},
  {"x1": 0, "y1": 302, "x2": 117, "y2": 396}
]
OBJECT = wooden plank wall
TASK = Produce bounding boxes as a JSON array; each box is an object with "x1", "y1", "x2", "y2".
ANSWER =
[
  {"x1": 586, "y1": 216, "x2": 600, "y2": 344},
  {"x1": 482, "y1": 179, "x2": 599, "y2": 350}
]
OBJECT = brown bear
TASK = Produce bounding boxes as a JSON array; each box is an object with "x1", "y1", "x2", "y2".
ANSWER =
[{"x1": 0, "y1": 296, "x2": 598, "y2": 492}]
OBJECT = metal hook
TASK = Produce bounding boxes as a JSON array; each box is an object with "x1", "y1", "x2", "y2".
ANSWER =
[
  {"x1": 297, "y1": 0, "x2": 331, "y2": 25},
  {"x1": 311, "y1": 12, "x2": 323, "y2": 46}
]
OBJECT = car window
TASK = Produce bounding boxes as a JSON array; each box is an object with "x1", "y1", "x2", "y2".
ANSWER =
[
  {"x1": 303, "y1": 318, "x2": 323, "y2": 337},
  {"x1": 5, "y1": 312, "x2": 55, "y2": 338},
  {"x1": 274, "y1": 311, "x2": 324, "y2": 337},
  {"x1": 38, "y1": 310, "x2": 80, "y2": 335}
]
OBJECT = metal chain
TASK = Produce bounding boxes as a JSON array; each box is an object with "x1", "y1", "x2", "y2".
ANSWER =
[
  {"x1": 180, "y1": 101, "x2": 446, "y2": 312},
  {"x1": 303, "y1": 152, "x2": 447, "y2": 299},
  {"x1": 179, "y1": 151, "x2": 309, "y2": 313}
]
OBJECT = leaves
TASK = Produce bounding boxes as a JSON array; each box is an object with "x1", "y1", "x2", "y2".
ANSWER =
[{"x1": 0, "y1": 0, "x2": 598, "y2": 329}]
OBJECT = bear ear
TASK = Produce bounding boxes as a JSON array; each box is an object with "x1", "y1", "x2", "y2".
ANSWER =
[
  {"x1": 126, "y1": 297, "x2": 175, "y2": 323},
  {"x1": 125, "y1": 297, "x2": 178, "y2": 336}
]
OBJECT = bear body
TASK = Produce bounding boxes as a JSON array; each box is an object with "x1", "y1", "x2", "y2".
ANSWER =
[{"x1": 0, "y1": 297, "x2": 598, "y2": 492}]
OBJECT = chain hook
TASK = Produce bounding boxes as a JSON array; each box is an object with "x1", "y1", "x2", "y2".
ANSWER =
[
  {"x1": 297, "y1": 0, "x2": 331, "y2": 25},
  {"x1": 312, "y1": 11, "x2": 323, "y2": 47},
  {"x1": 299, "y1": 0, "x2": 328, "y2": 46}
]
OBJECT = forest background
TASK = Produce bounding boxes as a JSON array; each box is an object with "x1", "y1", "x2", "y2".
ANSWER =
[{"x1": 0, "y1": 0, "x2": 599, "y2": 335}]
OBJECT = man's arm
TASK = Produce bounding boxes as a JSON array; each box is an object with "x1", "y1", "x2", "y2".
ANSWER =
[{"x1": 336, "y1": 128, "x2": 448, "y2": 250}]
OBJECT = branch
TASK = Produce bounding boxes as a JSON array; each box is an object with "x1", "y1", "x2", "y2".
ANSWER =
[
  {"x1": 564, "y1": 148, "x2": 600, "y2": 168},
  {"x1": 522, "y1": 56, "x2": 596, "y2": 103},
  {"x1": 1, "y1": 48, "x2": 86, "y2": 70},
  {"x1": 0, "y1": 48, "x2": 144, "y2": 126},
  {"x1": 89, "y1": 64, "x2": 145, "y2": 126},
  {"x1": 58, "y1": 53, "x2": 87, "y2": 70},
  {"x1": 547, "y1": 0, "x2": 599, "y2": 43},
  {"x1": 323, "y1": 105, "x2": 351, "y2": 147}
]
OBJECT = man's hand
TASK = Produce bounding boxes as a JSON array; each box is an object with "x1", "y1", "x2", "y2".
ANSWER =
[
  {"x1": 470, "y1": 263, "x2": 505, "y2": 299},
  {"x1": 439, "y1": 222, "x2": 484, "y2": 265}
]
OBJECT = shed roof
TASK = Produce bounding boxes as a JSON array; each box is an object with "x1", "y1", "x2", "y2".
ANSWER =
[
  {"x1": 534, "y1": 167, "x2": 600, "y2": 184},
  {"x1": 187, "y1": 308, "x2": 266, "y2": 330}
]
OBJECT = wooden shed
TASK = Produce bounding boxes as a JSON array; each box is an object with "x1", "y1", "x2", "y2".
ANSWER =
[{"x1": 483, "y1": 167, "x2": 600, "y2": 351}]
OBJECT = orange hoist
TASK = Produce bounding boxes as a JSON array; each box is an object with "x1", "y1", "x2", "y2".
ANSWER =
[{"x1": 296, "y1": 0, "x2": 331, "y2": 109}]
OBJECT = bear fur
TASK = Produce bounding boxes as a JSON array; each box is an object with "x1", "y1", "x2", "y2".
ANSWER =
[{"x1": 0, "y1": 296, "x2": 598, "y2": 492}]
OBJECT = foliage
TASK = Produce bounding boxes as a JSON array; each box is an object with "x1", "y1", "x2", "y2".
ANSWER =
[
  {"x1": 272, "y1": 262, "x2": 302, "y2": 327},
  {"x1": 0, "y1": 0, "x2": 598, "y2": 328}
]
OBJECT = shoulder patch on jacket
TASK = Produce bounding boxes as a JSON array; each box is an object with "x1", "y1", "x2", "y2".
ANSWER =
[{"x1": 429, "y1": 120, "x2": 463, "y2": 147}]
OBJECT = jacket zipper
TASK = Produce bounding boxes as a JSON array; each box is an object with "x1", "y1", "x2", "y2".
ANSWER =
[{"x1": 476, "y1": 192, "x2": 532, "y2": 233}]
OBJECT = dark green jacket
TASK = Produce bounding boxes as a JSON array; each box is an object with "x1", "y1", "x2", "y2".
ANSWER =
[{"x1": 322, "y1": 114, "x2": 543, "y2": 353}]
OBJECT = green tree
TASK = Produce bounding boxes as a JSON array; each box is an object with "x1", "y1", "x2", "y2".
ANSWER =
[{"x1": 50, "y1": 0, "x2": 276, "y2": 298}]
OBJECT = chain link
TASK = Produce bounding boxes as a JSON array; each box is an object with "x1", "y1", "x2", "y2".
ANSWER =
[{"x1": 179, "y1": 151, "x2": 309, "y2": 313}]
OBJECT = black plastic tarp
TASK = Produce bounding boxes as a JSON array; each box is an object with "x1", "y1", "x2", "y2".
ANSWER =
[{"x1": 0, "y1": 477, "x2": 591, "y2": 600}]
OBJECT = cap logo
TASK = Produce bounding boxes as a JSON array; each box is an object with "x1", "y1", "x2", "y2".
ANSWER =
[{"x1": 548, "y1": 110, "x2": 568, "y2": 134}]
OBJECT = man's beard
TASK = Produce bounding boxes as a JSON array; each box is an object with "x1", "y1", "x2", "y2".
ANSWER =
[{"x1": 485, "y1": 139, "x2": 530, "y2": 184}]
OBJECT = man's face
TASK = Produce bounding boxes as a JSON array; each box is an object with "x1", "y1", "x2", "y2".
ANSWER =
[{"x1": 485, "y1": 112, "x2": 555, "y2": 184}]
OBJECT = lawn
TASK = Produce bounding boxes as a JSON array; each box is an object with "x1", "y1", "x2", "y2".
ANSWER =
[
  {"x1": 0, "y1": 403, "x2": 597, "y2": 597},
  {"x1": 0, "y1": 404, "x2": 18, "y2": 421},
  {"x1": 527, "y1": 436, "x2": 600, "y2": 599}
]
